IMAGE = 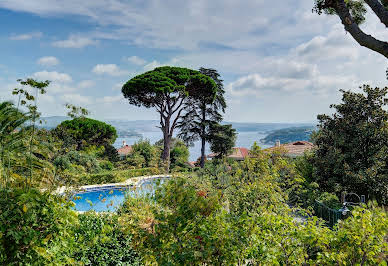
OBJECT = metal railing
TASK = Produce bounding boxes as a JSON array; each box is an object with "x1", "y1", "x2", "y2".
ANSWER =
[{"x1": 314, "y1": 200, "x2": 344, "y2": 227}]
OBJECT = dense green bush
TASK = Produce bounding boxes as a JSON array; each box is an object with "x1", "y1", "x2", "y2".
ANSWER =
[
  {"x1": 54, "y1": 117, "x2": 117, "y2": 150},
  {"x1": 125, "y1": 152, "x2": 146, "y2": 168},
  {"x1": 103, "y1": 144, "x2": 119, "y2": 162},
  {"x1": 132, "y1": 139, "x2": 159, "y2": 167},
  {"x1": 170, "y1": 139, "x2": 190, "y2": 169},
  {"x1": 54, "y1": 151, "x2": 101, "y2": 173},
  {"x1": 0, "y1": 188, "x2": 77, "y2": 264},
  {"x1": 72, "y1": 213, "x2": 141, "y2": 265},
  {"x1": 99, "y1": 160, "x2": 114, "y2": 170},
  {"x1": 82, "y1": 168, "x2": 160, "y2": 185}
]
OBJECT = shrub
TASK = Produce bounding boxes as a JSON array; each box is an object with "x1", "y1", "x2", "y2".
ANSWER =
[
  {"x1": 0, "y1": 188, "x2": 77, "y2": 264},
  {"x1": 54, "y1": 151, "x2": 101, "y2": 173},
  {"x1": 319, "y1": 203, "x2": 388, "y2": 264},
  {"x1": 99, "y1": 160, "x2": 114, "y2": 171},
  {"x1": 103, "y1": 144, "x2": 119, "y2": 162},
  {"x1": 125, "y1": 152, "x2": 146, "y2": 168},
  {"x1": 170, "y1": 139, "x2": 189, "y2": 169},
  {"x1": 81, "y1": 168, "x2": 160, "y2": 185},
  {"x1": 132, "y1": 139, "x2": 159, "y2": 167},
  {"x1": 71, "y1": 213, "x2": 141, "y2": 265}
]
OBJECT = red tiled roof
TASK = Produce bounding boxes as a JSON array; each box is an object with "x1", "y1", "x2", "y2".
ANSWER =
[
  {"x1": 208, "y1": 147, "x2": 250, "y2": 160},
  {"x1": 186, "y1": 161, "x2": 197, "y2": 168},
  {"x1": 265, "y1": 141, "x2": 314, "y2": 157},
  {"x1": 117, "y1": 145, "x2": 133, "y2": 155}
]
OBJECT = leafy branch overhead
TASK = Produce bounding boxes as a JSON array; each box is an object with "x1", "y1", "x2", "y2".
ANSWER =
[{"x1": 313, "y1": 0, "x2": 388, "y2": 58}]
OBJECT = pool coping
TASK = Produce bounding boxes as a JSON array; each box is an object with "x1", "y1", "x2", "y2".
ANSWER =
[{"x1": 55, "y1": 174, "x2": 171, "y2": 194}]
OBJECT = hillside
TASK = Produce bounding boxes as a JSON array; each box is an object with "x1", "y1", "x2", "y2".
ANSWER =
[{"x1": 260, "y1": 126, "x2": 316, "y2": 145}]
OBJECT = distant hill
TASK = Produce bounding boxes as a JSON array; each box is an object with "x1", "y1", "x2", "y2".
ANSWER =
[
  {"x1": 260, "y1": 126, "x2": 317, "y2": 145},
  {"x1": 225, "y1": 122, "x2": 315, "y2": 133},
  {"x1": 39, "y1": 116, "x2": 69, "y2": 129}
]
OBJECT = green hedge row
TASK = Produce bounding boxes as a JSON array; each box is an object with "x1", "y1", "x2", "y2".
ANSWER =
[{"x1": 81, "y1": 167, "x2": 161, "y2": 185}]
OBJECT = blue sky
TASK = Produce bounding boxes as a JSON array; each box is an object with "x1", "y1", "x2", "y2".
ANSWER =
[{"x1": 0, "y1": 0, "x2": 386, "y2": 122}]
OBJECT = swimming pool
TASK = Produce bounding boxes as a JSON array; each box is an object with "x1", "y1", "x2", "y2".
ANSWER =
[{"x1": 71, "y1": 177, "x2": 166, "y2": 212}]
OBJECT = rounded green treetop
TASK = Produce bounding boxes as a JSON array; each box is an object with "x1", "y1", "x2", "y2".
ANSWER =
[{"x1": 54, "y1": 117, "x2": 117, "y2": 150}]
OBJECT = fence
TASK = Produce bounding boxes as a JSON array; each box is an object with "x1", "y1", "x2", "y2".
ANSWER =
[{"x1": 314, "y1": 200, "x2": 344, "y2": 227}]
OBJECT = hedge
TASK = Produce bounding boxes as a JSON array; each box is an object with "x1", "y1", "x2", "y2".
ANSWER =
[{"x1": 81, "y1": 168, "x2": 161, "y2": 185}]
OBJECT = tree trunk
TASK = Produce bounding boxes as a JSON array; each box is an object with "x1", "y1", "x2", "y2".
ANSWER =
[
  {"x1": 200, "y1": 103, "x2": 207, "y2": 168},
  {"x1": 200, "y1": 137, "x2": 206, "y2": 168},
  {"x1": 161, "y1": 127, "x2": 171, "y2": 173}
]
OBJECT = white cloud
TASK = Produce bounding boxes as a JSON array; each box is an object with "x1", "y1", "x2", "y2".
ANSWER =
[
  {"x1": 61, "y1": 93, "x2": 92, "y2": 105},
  {"x1": 9, "y1": 31, "x2": 42, "y2": 40},
  {"x1": 0, "y1": 0, "x2": 330, "y2": 51},
  {"x1": 143, "y1": 60, "x2": 163, "y2": 72},
  {"x1": 293, "y1": 25, "x2": 359, "y2": 61},
  {"x1": 33, "y1": 71, "x2": 72, "y2": 83},
  {"x1": 112, "y1": 82, "x2": 123, "y2": 91},
  {"x1": 97, "y1": 95, "x2": 123, "y2": 104},
  {"x1": 78, "y1": 80, "x2": 95, "y2": 89},
  {"x1": 92, "y1": 64, "x2": 127, "y2": 76},
  {"x1": 52, "y1": 35, "x2": 98, "y2": 48},
  {"x1": 37, "y1": 56, "x2": 60, "y2": 66},
  {"x1": 126, "y1": 56, "x2": 146, "y2": 65}
]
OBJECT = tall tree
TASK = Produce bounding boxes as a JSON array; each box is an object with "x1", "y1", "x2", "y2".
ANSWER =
[
  {"x1": 313, "y1": 0, "x2": 388, "y2": 58},
  {"x1": 208, "y1": 123, "x2": 237, "y2": 159},
  {"x1": 312, "y1": 85, "x2": 388, "y2": 205},
  {"x1": 122, "y1": 66, "x2": 217, "y2": 171},
  {"x1": 178, "y1": 68, "x2": 226, "y2": 168}
]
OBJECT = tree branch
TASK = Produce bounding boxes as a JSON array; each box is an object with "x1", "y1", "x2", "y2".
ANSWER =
[
  {"x1": 170, "y1": 108, "x2": 184, "y2": 137},
  {"x1": 171, "y1": 97, "x2": 185, "y2": 114},
  {"x1": 364, "y1": 0, "x2": 388, "y2": 28},
  {"x1": 334, "y1": 0, "x2": 388, "y2": 58}
]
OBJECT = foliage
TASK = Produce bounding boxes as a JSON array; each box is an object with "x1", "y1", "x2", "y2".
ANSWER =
[
  {"x1": 54, "y1": 151, "x2": 101, "y2": 173},
  {"x1": 81, "y1": 168, "x2": 160, "y2": 185},
  {"x1": 54, "y1": 117, "x2": 117, "y2": 150},
  {"x1": 99, "y1": 160, "x2": 114, "y2": 170},
  {"x1": 170, "y1": 139, "x2": 189, "y2": 169},
  {"x1": 132, "y1": 139, "x2": 159, "y2": 167},
  {"x1": 0, "y1": 102, "x2": 30, "y2": 188},
  {"x1": 125, "y1": 152, "x2": 147, "y2": 168},
  {"x1": 0, "y1": 188, "x2": 77, "y2": 264},
  {"x1": 72, "y1": 213, "x2": 141, "y2": 265},
  {"x1": 178, "y1": 67, "x2": 226, "y2": 168},
  {"x1": 319, "y1": 203, "x2": 388, "y2": 264},
  {"x1": 102, "y1": 144, "x2": 119, "y2": 162},
  {"x1": 12, "y1": 79, "x2": 50, "y2": 190},
  {"x1": 118, "y1": 171, "x2": 388, "y2": 265},
  {"x1": 118, "y1": 178, "x2": 237, "y2": 265},
  {"x1": 65, "y1": 103, "x2": 90, "y2": 119},
  {"x1": 313, "y1": 85, "x2": 388, "y2": 204},
  {"x1": 122, "y1": 66, "x2": 217, "y2": 171},
  {"x1": 154, "y1": 138, "x2": 190, "y2": 170},
  {"x1": 208, "y1": 123, "x2": 237, "y2": 158}
]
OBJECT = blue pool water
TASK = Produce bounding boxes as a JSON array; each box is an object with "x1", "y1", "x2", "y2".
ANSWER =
[{"x1": 71, "y1": 178, "x2": 166, "y2": 212}]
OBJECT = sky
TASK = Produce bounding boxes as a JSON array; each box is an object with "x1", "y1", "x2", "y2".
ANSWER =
[{"x1": 0, "y1": 0, "x2": 386, "y2": 123}]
